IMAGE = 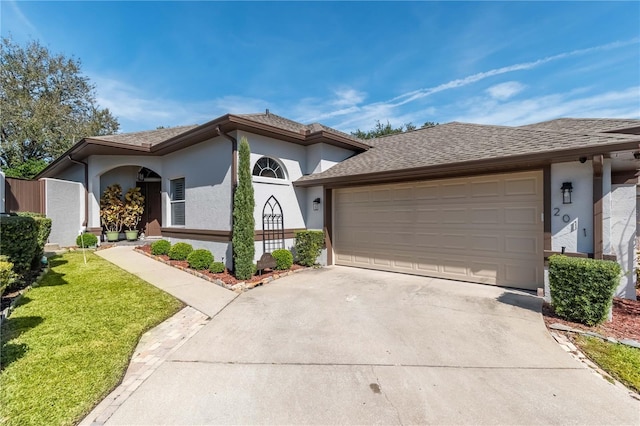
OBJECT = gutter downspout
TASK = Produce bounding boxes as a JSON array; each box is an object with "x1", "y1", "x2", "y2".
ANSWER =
[
  {"x1": 68, "y1": 155, "x2": 88, "y2": 228},
  {"x1": 216, "y1": 126, "x2": 238, "y2": 248}
]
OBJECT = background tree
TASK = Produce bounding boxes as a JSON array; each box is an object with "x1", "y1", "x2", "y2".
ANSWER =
[
  {"x1": 0, "y1": 37, "x2": 119, "y2": 178},
  {"x1": 232, "y1": 137, "x2": 255, "y2": 280},
  {"x1": 352, "y1": 120, "x2": 438, "y2": 139}
]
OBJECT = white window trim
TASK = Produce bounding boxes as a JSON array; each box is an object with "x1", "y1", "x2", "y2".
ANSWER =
[
  {"x1": 252, "y1": 156, "x2": 288, "y2": 180},
  {"x1": 252, "y1": 175, "x2": 290, "y2": 186},
  {"x1": 169, "y1": 177, "x2": 186, "y2": 227}
]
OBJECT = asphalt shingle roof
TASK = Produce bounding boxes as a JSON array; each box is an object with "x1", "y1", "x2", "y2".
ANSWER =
[
  {"x1": 519, "y1": 118, "x2": 640, "y2": 134},
  {"x1": 92, "y1": 125, "x2": 199, "y2": 147},
  {"x1": 296, "y1": 121, "x2": 640, "y2": 183},
  {"x1": 237, "y1": 112, "x2": 365, "y2": 144}
]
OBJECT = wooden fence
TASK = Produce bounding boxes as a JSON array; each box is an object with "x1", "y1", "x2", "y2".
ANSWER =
[{"x1": 4, "y1": 177, "x2": 45, "y2": 214}]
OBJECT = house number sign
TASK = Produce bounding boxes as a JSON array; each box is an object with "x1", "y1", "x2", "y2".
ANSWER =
[{"x1": 553, "y1": 207, "x2": 571, "y2": 223}]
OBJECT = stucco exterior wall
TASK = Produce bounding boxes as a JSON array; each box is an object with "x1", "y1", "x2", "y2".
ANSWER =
[
  {"x1": 550, "y1": 161, "x2": 593, "y2": 253},
  {"x1": 44, "y1": 178, "x2": 84, "y2": 247},
  {"x1": 306, "y1": 143, "x2": 354, "y2": 174},
  {"x1": 305, "y1": 186, "x2": 324, "y2": 230},
  {"x1": 162, "y1": 137, "x2": 232, "y2": 230},
  {"x1": 88, "y1": 155, "x2": 163, "y2": 230},
  {"x1": 241, "y1": 131, "x2": 307, "y2": 232},
  {"x1": 56, "y1": 162, "x2": 85, "y2": 184},
  {"x1": 611, "y1": 184, "x2": 637, "y2": 299},
  {"x1": 166, "y1": 238, "x2": 232, "y2": 269}
]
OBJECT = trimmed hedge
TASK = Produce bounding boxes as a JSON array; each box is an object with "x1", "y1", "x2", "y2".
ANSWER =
[
  {"x1": 168, "y1": 242, "x2": 193, "y2": 261},
  {"x1": 76, "y1": 233, "x2": 98, "y2": 248},
  {"x1": 0, "y1": 215, "x2": 38, "y2": 274},
  {"x1": 187, "y1": 249, "x2": 214, "y2": 270},
  {"x1": 232, "y1": 137, "x2": 256, "y2": 280},
  {"x1": 0, "y1": 256, "x2": 18, "y2": 296},
  {"x1": 151, "y1": 240, "x2": 171, "y2": 255},
  {"x1": 17, "y1": 212, "x2": 52, "y2": 268},
  {"x1": 272, "y1": 249, "x2": 293, "y2": 270},
  {"x1": 209, "y1": 261, "x2": 225, "y2": 273},
  {"x1": 294, "y1": 230, "x2": 324, "y2": 267},
  {"x1": 549, "y1": 255, "x2": 622, "y2": 326}
]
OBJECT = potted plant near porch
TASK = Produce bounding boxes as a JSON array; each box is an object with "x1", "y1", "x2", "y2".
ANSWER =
[
  {"x1": 123, "y1": 187, "x2": 145, "y2": 241},
  {"x1": 100, "y1": 184, "x2": 124, "y2": 242}
]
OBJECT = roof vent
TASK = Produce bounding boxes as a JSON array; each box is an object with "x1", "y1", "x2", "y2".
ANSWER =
[{"x1": 266, "y1": 108, "x2": 270, "y2": 116}]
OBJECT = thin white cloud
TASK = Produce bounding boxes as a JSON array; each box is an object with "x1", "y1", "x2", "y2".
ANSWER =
[
  {"x1": 92, "y1": 75, "x2": 270, "y2": 132},
  {"x1": 304, "y1": 38, "x2": 639, "y2": 127},
  {"x1": 452, "y1": 86, "x2": 640, "y2": 126},
  {"x1": 331, "y1": 88, "x2": 366, "y2": 107},
  {"x1": 486, "y1": 81, "x2": 525, "y2": 101},
  {"x1": 5, "y1": 0, "x2": 41, "y2": 39}
]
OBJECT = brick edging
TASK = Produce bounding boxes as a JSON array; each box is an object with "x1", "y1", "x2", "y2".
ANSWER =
[{"x1": 133, "y1": 248, "x2": 311, "y2": 293}]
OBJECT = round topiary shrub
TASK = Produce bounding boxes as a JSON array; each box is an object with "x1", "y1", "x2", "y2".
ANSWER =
[
  {"x1": 151, "y1": 239, "x2": 172, "y2": 255},
  {"x1": 209, "y1": 261, "x2": 225, "y2": 273},
  {"x1": 187, "y1": 249, "x2": 214, "y2": 270},
  {"x1": 272, "y1": 249, "x2": 293, "y2": 270},
  {"x1": 76, "y1": 232, "x2": 98, "y2": 248},
  {"x1": 168, "y1": 242, "x2": 193, "y2": 261}
]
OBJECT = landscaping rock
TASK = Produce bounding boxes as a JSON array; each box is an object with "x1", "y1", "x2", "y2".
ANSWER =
[
  {"x1": 619, "y1": 339, "x2": 640, "y2": 349},
  {"x1": 549, "y1": 323, "x2": 577, "y2": 332}
]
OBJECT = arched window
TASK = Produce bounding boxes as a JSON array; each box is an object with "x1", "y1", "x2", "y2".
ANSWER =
[{"x1": 253, "y1": 157, "x2": 285, "y2": 179}]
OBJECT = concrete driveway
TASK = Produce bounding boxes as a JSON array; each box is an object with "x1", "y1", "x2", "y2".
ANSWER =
[{"x1": 107, "y1": 266, "x2": 639, "y2": 425}]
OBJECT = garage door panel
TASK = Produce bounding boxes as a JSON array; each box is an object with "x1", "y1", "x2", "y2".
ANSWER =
[
  {"x1": 504, "y1": 234, "x2": 539, "y2": 255},
  {"x1": 470, "y1": 208, "x2": 501, "y2": 224},
  {"x1": 471, "y1": 179, "x2": 501, "y2": 197},
  {"x1": 504, "y1": 206, "x2": 539, "y2": 225},
  {"x1": 441, "y1": 182, "x2": 469, "y2": 198},
  {"x1": 471, "y1": 235, "x2": 501, "y2": 252},
  {"x1": 442, "y1": 208, "x2": 468, "y2": 224},
  {"x1": 334, "y1": 171, "x2": 543, "y2": 290},
  {"x1": 413, "y1": 184, "x2": 440, "y2": 200},
  {"x1": 505, "y1": 177, "x2": 539, "y2": 196},
  {"x1": 469, "y1": 261, "x2": 500, "y2": 280}
]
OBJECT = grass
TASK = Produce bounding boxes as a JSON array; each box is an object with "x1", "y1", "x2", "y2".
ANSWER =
[
  {"x1": 574, "y1": 335, "x2": 640, "y2": 393},
  {"x1": 0, "y1": 251, "x2": 183, "y2": 426}
]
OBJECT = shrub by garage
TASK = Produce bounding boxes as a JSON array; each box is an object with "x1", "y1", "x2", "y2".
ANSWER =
[
  {"x1": 549, "y1": 254, "x2": 621, "y2": 326},
  {"x1": 294, "y1": 230, "x2": 324, "y2": 267},
  {"x1": 272, "y1": 249, "x2": 293, "y2": 270}
]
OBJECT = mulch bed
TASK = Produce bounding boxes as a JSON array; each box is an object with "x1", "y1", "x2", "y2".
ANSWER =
[
  {"x1": 1, "y1": 268, "x2": 45, "y2": 312},
  {"x1": 542, "y1": 288, "x2": 640, "y2": 342},
  {"x1": 135, "y1": 244, "x2": 304, "y2": 286}
]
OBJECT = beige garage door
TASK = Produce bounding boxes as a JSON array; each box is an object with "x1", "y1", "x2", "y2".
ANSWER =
[{"x1": 334, "y1": 171, "x2": 543, "y2": 290}]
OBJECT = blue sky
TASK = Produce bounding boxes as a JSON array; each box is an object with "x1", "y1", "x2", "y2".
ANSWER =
[{"x1": 2, "y1": 1, "x2": 639, "y2": 134}]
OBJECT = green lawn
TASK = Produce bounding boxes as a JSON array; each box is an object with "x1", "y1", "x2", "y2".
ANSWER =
[
  {"x1": 0, "y1": 251, "x2": 183, "y2": 426},
  {"x1": 574, "y1": 335, "x2": 640, "y2": 393}
]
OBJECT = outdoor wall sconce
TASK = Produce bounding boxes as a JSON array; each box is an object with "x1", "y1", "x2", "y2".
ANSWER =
[
  {"x1": 313, "y1": 197, "x2": 321, "y2": 211},
  {"x1": 561, "y1": 182, "x2": 573, "y2": 204},
  {"x1": 137, "y1": 172, "x2": 145, "y2": 181}
]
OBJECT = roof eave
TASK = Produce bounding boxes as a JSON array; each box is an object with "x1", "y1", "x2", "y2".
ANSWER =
[{"x1": 294, "y1": 140, "x2": 640, "y2": 188}]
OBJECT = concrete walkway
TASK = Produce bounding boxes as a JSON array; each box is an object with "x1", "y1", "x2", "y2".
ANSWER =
[
  {"x1": 96, "y1": 246, "x2": 237, "y2": 317},
  {"x1": 80, "y1": 246, "x2": 237, "y2": 425},
  {"x1": 85, "y1": 248, "x2": 639, "y2": 425}
]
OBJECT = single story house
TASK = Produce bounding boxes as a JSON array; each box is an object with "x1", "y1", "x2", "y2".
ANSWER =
[{"x1": 30, "y1": 112, "x2": 639, "y2": 299}]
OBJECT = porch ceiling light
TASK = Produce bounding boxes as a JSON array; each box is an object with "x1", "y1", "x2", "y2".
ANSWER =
[
  {"x1": 313, "y1": 197, "x2": 321, "y2": 211},
  {"x1": 561, "y1": 182, "x2": 573, "y2": 204}
]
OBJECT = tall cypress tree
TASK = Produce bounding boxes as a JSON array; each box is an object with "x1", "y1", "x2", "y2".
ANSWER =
[{"x1": 232, "y1": 137, "x2": 255, "y2": 279}]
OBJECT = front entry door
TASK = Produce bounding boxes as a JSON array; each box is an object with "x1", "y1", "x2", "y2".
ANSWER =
[{"x1": 137, "y1": 181, "x2": 162, "y2": 237}]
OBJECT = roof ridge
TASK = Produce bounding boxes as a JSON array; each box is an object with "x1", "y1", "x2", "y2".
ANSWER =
[{"x1": 92, "y1": 124, "x2": 198, "y2": 139}]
